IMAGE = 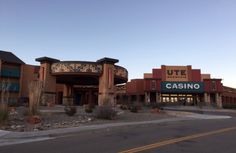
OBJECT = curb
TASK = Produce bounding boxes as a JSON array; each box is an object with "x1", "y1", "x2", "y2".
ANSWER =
[
  {"x1": 1, "y1": 117, "x2": 191, "y2": 139},
  {"x1": 0, "y1": 110, "x2": 232, "y2": 140},
  {"x1": 0, "y1": 130, "x2": 10, "y2": 137},
  {"x1": 164, "y1": 110, "x2": 232, "y2": 119},
  {"x1": 164, "y1": 106, "x2": 236, "y2": 114}
]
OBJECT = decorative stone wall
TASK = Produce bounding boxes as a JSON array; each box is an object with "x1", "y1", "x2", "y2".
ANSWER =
[
  {"x1": 51, "y1": 62, "x2": 103, "y2": 74},
  {"x1": 62, "y1": 97, "x2": 74, "y2": 105},
  {"x1": 114, "y1": 66, "x2": 128, "y2": 79},
  {"x1": 41, "y1": 92, "x2": 56, "y2": 106}
]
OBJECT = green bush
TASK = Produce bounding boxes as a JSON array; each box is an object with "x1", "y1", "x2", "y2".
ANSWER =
[
  {"x1": 64, "y1": 106, "x2": 77, "y2": 116},
  {"x1": 130, "y1": 105, "x2": 138, "y2": 113},
  {"x1": 84, "y1": 104, "x2": 93, "y2": 113},
  {"x1": 96, "y1": 105, "x2": 117, "y2": 120},
  {"x1": 223, "y1": 104, "x2": 236, "y2": 109},
  {"x1": 129, "y1": 102, "x2": 142, "y2": 113}
]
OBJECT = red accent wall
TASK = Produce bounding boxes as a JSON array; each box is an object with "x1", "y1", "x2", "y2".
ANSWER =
[
  {"x1": 126, "y1": 79, "x2": 144, "y2": 94},
  {"x1": 152, "y1": 69, "x2": 162, "y2": 79},
  {"x1": 144, "y1": 79, "x2": 161, "y2": 92},
  {"x1": 191, "y1": 69, "x2": 201, "y2": 82},
  {"x1": 187, "y1": 65, "x2": 192, "y2": 81},
  {"x1": 161, "y1": 65, "x2": 166, "y2": 81},
  {"x1": 144, "y1": 80, "x2": 150, "y2": 91},
  {"x1": 203, "y1": 79, "x2": 223, "y2": 93}
]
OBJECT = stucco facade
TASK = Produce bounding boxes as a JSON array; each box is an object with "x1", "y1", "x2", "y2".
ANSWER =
[
  {"x1": 1, "y1": 50, "x2": 236, "y2": 108},
  {"x1": 0, "y1": 50, "x2": 128, "y2": 106},
  {"x1": 125, "y1": 65, "x2": 236, "y2": 108}
]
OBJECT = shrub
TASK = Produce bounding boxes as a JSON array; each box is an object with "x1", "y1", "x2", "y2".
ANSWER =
[
  {"x1": 0, "y1": 109, "x2": 8, "y2": 123},
  {"x1": 84, "y1": 104, "x2": 93, "y2": 113},
  {"x1": 129, "y1": 102, "x2": 142, "y2": 113},
  {"x1": 64, "y1": 106, "x2": 77, "y2": 116},
  {"x1": 130, "y1": 105, "x2": 138, "y2": 113},
  {"x1": 96, "y1": 105, "x2": 117, "y2": 120},
  {"x1": 120, "y1": 104, "x2": 128, "y2": 110}
]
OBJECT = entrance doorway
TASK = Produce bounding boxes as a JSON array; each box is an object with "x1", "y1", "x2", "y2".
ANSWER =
[
  {"x1": 160, "y1": 94, "x2": 199, "y2": 105},
  {"x1": 74, "y1": 93, "x2": 82, "y2": 105}
]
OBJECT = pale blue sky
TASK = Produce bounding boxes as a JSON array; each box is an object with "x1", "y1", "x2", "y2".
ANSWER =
[{"x1": 1, "y1": 0, "x2": 236, "y2": 87}]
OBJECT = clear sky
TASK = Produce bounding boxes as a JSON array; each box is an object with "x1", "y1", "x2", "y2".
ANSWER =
[{"x1": 1, "y1": 0, "x2": 236, "y2": 87}]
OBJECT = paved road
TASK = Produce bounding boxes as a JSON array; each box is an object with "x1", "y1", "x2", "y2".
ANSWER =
[{"x1": 1, "y1": 111, "x2": 236, "y2": 153}]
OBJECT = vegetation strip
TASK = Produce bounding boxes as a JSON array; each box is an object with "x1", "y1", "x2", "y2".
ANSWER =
[{"x1": 119, "y1": 126, "x2": 236, "y2": 153}]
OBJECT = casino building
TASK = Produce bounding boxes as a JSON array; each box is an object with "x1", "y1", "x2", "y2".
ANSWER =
[
  {"x1": 125, "y1": 65, "x2": 236, "y2": 108},
  {"x1": 0, "y1": 50, "x2": 128, "y2": 106},
  {"x1": 1, "y1": 50, "x2": 236, "y2": 108}
]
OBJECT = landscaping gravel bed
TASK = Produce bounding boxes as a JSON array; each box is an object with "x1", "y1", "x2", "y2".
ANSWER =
[{"x1": 0, "y1": 105, "x2": 170, "y2": 132}]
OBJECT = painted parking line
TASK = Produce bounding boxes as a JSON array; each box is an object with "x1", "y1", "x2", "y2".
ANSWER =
[{"x1": 119, "y1": 126, "x2": 236, "y2": 153}]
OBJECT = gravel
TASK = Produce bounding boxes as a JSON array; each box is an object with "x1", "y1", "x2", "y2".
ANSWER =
[{"x1": 0, "y1": 106, "x2": 170, "y2": 132}]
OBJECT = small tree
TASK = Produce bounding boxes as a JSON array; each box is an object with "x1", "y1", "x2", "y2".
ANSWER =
[
  {"x1": 96, "y1": 98, "x2": 117, "y2": 120},
  {"x1": 0, "y1": 80, "x2": 10, "y2": 122},
  {"x1": 28, "y1": 80, "x2": 43, "y2": 116}
]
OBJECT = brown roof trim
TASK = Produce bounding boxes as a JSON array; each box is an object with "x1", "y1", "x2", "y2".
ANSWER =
[
  {"x1": 0, "y1": 50, "x2": 25, "y2": 64},
  {"x1": 35, "y1": 57, "x2": 60, "y2": 63},
  {"x1": 97, "y1": 57, "x2": 119, "y2": 64}
]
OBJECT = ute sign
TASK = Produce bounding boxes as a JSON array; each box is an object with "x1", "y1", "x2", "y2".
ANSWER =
[{"x1": 161, "y1": 82, "x2": 204, "y2": 93}]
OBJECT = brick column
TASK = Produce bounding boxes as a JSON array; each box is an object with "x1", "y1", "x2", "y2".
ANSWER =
[
  {"x1": 204, "y1": 93, "x2": 210, "y2": 105},
  {"x1": 145, "y1": 92, "x2": 150, "y2": 104},
  {"x1": 216, "y1": 93, "x2": 222, "y2": 108},
  {"x1": 36, "y1": 57, "x2": 60, "y2": 106},
  {"x1": 156, "y1": 92, "x2": 160, "y2": 103},
  {"x1": 88, "y1": 90, "x2": 93, "y2": 105},
  {"x1": 62, "y1": 84, "x2": 74, "y2": 105},
  {"x1": 97, "y1": 58, "x2": 118, "y2": 106}
]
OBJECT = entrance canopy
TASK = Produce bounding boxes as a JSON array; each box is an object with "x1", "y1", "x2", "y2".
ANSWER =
[{"x1": 51, "y1": 61, "x2": 128, "y2": 85}]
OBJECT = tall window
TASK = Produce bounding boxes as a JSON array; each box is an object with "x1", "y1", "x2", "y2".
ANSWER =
[{"x1": 151, "y1": 80, "x2": 156, "y2": 90}]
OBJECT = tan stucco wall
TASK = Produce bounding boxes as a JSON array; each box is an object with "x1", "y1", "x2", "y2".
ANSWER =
[
  {"x1": 144, "y1": 73, "x2": 152, "y2": 79},
  {"x1": 201, "y1": 74, "x2": 211, "y2": 81}
]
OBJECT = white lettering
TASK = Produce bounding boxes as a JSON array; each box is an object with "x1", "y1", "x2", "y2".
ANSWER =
[
  {"x1": 194, "y1": 84, "x2": 200, "y2": 89},
  {"x1": 166, "y1": 83, "x2": 172, "y2": 89},
  {"x1": 164, "y1": 82, "x2": 201, "y2": 90}
]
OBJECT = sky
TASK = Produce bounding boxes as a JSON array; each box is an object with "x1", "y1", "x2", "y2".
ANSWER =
[{"x1": 0, "y1": 0, "x2": 236, "y2": 87}]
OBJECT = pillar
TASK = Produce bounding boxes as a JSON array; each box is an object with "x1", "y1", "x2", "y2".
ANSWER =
[
  {"x1": 204, "y1": 93, "x2": 210, "y2": 105},
  {"x1": 36, "y1": 57, "x2": 60, "y2": 106},
  {"x1": 97, "y1": 58, "x2": 119, "y2": 106},
  {"x1": 62, "y1": 84, "x2": 74, "y2": 105},
  {"x1": 156, "y1": 92, "x2": 160, "y2": 103},
  {"x1": 88, "y1": 90, "x2": 93, "y2": 105},
  {"x1": 145, "y1": 92, "x2": 150, "y2": 104},
  {"x1": 216, "y1": 93, "x2": 222, "y2": 108}
]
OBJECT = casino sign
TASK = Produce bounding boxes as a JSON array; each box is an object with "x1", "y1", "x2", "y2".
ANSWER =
[{"x1": 161, "y1": 82, "x2": 204, "y2": 93}]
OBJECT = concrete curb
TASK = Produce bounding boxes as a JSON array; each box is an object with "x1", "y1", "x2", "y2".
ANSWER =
[
  {"x1": 0, "y1": 130, "x2": 10, "y2": 137},
  {"x1": 1, "y1": 117, "x2": 191, "y2": 139},
  {"x1": 164, "y1": 106, "x2": 236, "y2": 113},
  {"x1": 164, "y1": 110, "x2": 232, "y2": 119}
]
